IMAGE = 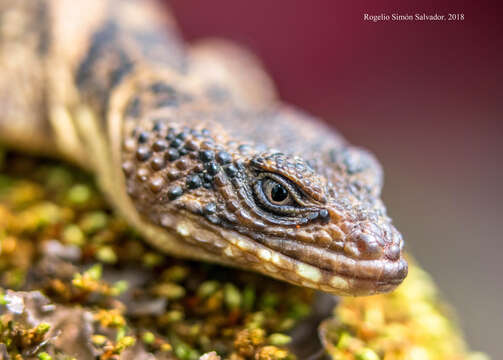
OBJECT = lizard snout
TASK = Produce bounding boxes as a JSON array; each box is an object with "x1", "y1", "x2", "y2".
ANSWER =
[{"x1": 343, "y1": 221, "x2": 403, "y2": 262}]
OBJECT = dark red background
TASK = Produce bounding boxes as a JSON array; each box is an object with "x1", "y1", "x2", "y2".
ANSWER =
[{"x1": 167, "y1": 1, "x2": 503, "y2": 357}]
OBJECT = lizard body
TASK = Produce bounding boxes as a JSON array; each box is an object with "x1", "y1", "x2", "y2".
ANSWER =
[{"x1": 0, "y1": 0, "x2": 407, "y2": 296}]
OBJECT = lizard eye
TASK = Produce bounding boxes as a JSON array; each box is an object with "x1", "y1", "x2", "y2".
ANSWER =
[
  {"x1": 263, "y1": 179, "x2": 291, "y2": 205},
  {"x1": 253, "y1": 174, "x2": 303, "y2": 215}
]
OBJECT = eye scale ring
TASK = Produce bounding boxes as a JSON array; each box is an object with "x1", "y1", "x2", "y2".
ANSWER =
[
  {"x1": 255, "y1": 173, "x2": 308, "y2": 206},
  {"x1": 253, "y1": 176, "x2": 305, "y2": 216},
  {"x1": 249, "y1": 172, "x2": 323, "y2": 222}
]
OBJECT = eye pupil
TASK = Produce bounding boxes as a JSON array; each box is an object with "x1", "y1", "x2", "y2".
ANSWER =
[{"x1": 271, "y1": 183, "x2": 288, "y2": 202}]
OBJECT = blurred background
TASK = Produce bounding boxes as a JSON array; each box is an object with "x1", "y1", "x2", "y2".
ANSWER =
[{"x1": 167, "y1": 0, "x2": 502, "y2": 358}]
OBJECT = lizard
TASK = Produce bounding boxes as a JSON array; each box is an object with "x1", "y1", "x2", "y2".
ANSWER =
[{"x1": 0, "y1": 0, "x2": 407, "y2": 297}]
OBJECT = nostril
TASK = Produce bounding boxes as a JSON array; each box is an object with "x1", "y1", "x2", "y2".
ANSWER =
[
  {"x1": 357, "y1": 233, "x2": 383, "y2": 259},
  {"x1": 385, "y1": 244, "x2": 401, "y2": 261},
  {"x1": 344, "y1": 231, "x2": 384, "y2": 260}
]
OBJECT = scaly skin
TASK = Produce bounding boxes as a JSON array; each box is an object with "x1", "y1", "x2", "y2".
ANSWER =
[{"x1": 0, "y1": 0, "x2": 407, "y2": 296}]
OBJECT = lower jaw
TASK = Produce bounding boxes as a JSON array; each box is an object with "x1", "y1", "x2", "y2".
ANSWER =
[
  {"x1": 320, "y1": 271, "x2": 404, "y2": 296},
  {"x1": 180, "y1": 217, "x2": 408, "y2": 296},
  {"x1": 338, "y1": 273, "x2": 406, "y2": 296},
  {"x1": 329, "y1": 257, "x2": 409, "y2": 284},
  {"x1": 269, "y1": 246, "x2": 408, "y2": 294}
]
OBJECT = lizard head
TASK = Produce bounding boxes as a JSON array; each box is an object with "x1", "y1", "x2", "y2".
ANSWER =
[
  {"x1": 121, "y1": 84, "x2": 407, "y2": 295},
  {"x1": 120, "y1": 101, "x2": 407, "y2": 296},
  {"x1": 228, "y1": 149, "x2": 408, "y2": 295}
]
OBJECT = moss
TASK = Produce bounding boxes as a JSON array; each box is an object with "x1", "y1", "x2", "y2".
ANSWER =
[{"x1": 0, "y1": 152, "x2": 487, "y2": 360}]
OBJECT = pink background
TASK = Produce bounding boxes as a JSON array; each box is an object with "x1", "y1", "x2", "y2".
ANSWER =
[{"x1": 167, "y1": 0, "x2": 503, "y2": 357}]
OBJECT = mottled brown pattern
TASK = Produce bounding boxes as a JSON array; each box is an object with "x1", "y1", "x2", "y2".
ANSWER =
[
  {"x1": 0, "y1": 0, "x2": 54, "y2": 154},
  {"x1": 0, "y1": 0, "x2": 407, "y2": 296},
  {"x1": 75, "y1": 0, "x2": 186, "y2": 119}
]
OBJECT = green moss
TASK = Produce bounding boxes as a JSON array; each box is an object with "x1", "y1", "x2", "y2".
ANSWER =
[
  {"x1": 224, "y1": 283, "x2": 242, "y2": 310},
  {"x1": 268, "y1": 333, "x2": 292, "y2": 346},
  {"x1": 96, "y1": 245, "x2": 117, "y2": 264},
  {"x1": 38, "y1": 352, "x2": 52, "y2": 360},
  {"x1": 66, "y1": 184, "x2": 91, "y2": 205},
  {"x1": 79, "y1": 211, "x2": 108, "y2": 234},
  {"x1": 142, "y1": 331, "x2": 156, "y2": 345},
  {"x1": 62, "y1": 224, "x2": 85, "y2": 246}
]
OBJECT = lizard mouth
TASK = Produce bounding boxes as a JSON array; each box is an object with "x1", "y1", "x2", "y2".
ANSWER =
[
  {"x1": 253, "y1": 238, "x2": 408, "y2": 296},
  {"x1": 170, "y1": 214, "x2": 407, "y2": 296}
]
